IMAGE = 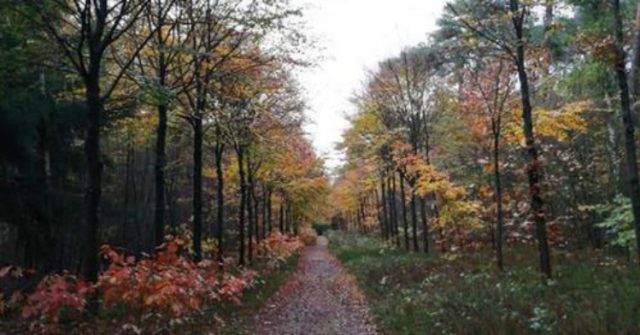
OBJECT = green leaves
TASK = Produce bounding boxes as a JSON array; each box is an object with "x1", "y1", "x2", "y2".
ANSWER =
[{"x1": 593, "y1": 195, "x2": 636, "y2": 249}]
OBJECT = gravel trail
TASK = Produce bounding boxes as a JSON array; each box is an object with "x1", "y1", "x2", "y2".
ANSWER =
[{"x1": 253, "y1": 236, "x2": 377, "y2": 335}]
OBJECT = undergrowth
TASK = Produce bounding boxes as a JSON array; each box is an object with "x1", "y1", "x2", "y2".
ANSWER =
[{"x1": 329, "y1": 232, "x2": 640, "y2": 335}]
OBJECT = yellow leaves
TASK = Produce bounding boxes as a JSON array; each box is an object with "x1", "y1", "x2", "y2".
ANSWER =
[
  {"x1": 396, "y1": 153, "x2": 480, "y2": 232},
  {"x1": 505, "y1": 100, "x2": 590, "y2": 146},
  {"x1": 203, "y1": 167, "x2": 217, "y2": 179}
]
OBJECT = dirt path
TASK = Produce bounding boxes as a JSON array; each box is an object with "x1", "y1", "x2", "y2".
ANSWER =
[{"x1": 253, "y1": 236, "x2": 377, "y2": 335}]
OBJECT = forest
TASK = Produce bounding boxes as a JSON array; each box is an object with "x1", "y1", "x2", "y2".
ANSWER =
[{"x1": 2, "y1": 0, "x2": 640, "y2": 334}]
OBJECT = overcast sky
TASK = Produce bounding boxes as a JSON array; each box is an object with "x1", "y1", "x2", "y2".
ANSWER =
[{"x1": 294, "y1": 0, "x2": 447, "y2": 172}]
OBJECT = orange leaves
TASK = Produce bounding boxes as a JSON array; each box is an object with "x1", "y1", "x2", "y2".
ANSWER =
[
  {"x1": 217, "y1": 270, "x2": 257, "y2": 306},
  {"x1": 99, "y1": 240, "x2": 205, "y2": 317},
  {"x1": 97, "y1": 239, "x2": 254, "y2": 319},
  {"x1": 258, "y1": 232, "x2": 304, "y2": 270},
  {"x1": 14, "y1": 231, "x2": 268, "y2": 329}
]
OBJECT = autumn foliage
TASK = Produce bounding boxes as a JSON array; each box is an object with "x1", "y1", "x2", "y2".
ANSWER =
[
  {"x1": 1, "y1": 230, "x2": 303, "y2": 332},
  {"x1": 20, "y1": 273, "x2": 93, "y2": 324},
  {"x1": 258, "y1": 232, "x2": 304, "y2": 270},
  {"x1": 98, "y1": 240, "x2": 257, "y2": 320}
]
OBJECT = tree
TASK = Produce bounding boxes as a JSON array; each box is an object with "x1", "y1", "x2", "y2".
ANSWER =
[
  {"x1": 137, "y1": 0, "x2": 180, "y2": 248},
  {"x1": 445, "y1": 0, "x2": 552, "y2": 278},
  {"x1": 611, "y1": 0, "x2": 640, "y2": 264},
  {"x1": 460, "y1": 59, "x2": 514, "y2": 270},
  {"x1": 175, "y1": 0, "x2": 303, "y2": 262},
  {"x1": 30, "y1": 0, "x2": 159, "y2": 282}
]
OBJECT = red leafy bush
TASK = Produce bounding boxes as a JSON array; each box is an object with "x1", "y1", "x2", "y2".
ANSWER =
[
  {"x1": 2, "y1": 231, "x2": 302, "y2": 332},
  {"x1": 99, "y1": 239, "x2": 256, "y2": 320},
  {"x1": 258, "y1": 232, "x2": 304, "y2": 270},
  {"x1": 21, "y1": 273, "x2": 93, "y2": 323}
]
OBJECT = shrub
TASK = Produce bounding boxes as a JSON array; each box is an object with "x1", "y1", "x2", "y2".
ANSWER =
[
  {"x1": 258, "y1": 232, "x2": 304, "y2": 270},
  {"x1": 21, "y1": 273, "x2": 93, "y2": 324},
  {"x1": 1, "y1": 229, "x2": 303, "y2": 333},
  {"x1": 99, "y1": 239, "x2": 256, "y2": 321}
]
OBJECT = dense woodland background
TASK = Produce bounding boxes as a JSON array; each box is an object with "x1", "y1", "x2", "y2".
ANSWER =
[
  {"x1": 334, "y1": 0, "x2": 640, "y2": 278},
  {"x1": 0, "y1": 0, "x2": 329, "y2": 275}
]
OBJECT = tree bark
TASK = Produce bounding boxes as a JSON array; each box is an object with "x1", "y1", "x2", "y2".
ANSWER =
[
  {"x1": 399, "y1": 172, "x2": 409, "y2": 251},
  {"x1": 267, "y1": 188, "x2": 273, "y2": 235},
  {"x1": 262, "y1": 186, "x2": 269, "y2": 239},
  {"x1": 192, "y1": 116, "x2": 203, "y2": 262},
  {"x1": 153, "y1": 8, "x2": 169, "y2": 248},
  {"x1": 510, "y1": 0, "x2": 551, "y2": 278},
  {"x1": 289, "y1": 202, "x2": 294, "y2": 234},
  {"x1": 246, "y1": 153, "x2": 254, "y2": 263},
  {"x1": 380, "y1": 175, "x2": 389, "y2": 240},
  {"x1": 254, "y1": 186, "x2": 260, "y2": 242},
  {"x1": 122, "y1": 144, "x2": 132, "y2": 248},
  {"x1": 154, "y1": 103, "x2": 167, "y2": 248},
  {"x1": 390, "y1": 174, "x2": 400, "y2": 247},
  {"x1": 613, "y1": 0, "x2": 640, "y2": 265},
  {"x1": 493, "y1": 129, "x2": 504, "y2": 271},
  {"x1": 420, "y1": 197, "x2": 429, "y2": 253},
  {"x1": 83, "y1": 75, "x2": 102, "y2": 283},
  {"x1": 214, "y1": 131, "x2": 225, "y2": 265},
  {"x1": 542, "y1": 0, "x2": 554, "y2": 78},
  {"x1": 237, "y1": 145, "x2": 247, "y2": 266},
  {"x1": 410, "y1": 193, "x2": 419, "y2": 252},
  {"x1": 629, "y1": 2, "x2": 640, "y2": 100},
  {"x1": 279, "y1": 199, "x2": 284, "y2": 232}
]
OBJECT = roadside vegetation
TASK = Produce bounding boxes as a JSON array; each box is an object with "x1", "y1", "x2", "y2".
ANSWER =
[{"x1": 329, "y1": 232, "x2": 640, "y2": 335}]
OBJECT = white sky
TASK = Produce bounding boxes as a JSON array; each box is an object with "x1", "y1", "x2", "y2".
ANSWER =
[{"x1": 295, "y1": 0, "x2": 447, "y2": 172}]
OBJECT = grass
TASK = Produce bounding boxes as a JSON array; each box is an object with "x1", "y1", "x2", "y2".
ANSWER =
[{"x1": 328, "y1": 232, "x2": 640, "y2": 335}]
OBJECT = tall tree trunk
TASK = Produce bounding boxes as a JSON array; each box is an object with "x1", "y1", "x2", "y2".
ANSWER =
[
  {"x1": 289, "y1": 202, "x2": 297, "y2": 235},
  {"x1": 154, "y1": 103, "x2": 167, "y2": 247},
  {"x1": 359, "y1": 199, "x2": 366, "y2": 233},
  {"x1": 613, "y1": 0, "x2": 640, "y2": 265},
  {"x1": 252, "y1": 186, "x2": 264, "y2": 242},
  {"x1": 375, "y1": 188, "x2": 384, "y2": 238},
  {"x1": 214, "y1": 132, "x2": 225, "y2": 265},
  {"x1": 36, "y1": 109, "x2": 53, "y2": 270},
  {"x1": 131, "y1": 160, "x2": 142, "y2": 253},
  {"x1": 510, "y1": 0, "x2": 551, "y2": 278},
  {"x1": 153, "y1": 13, "x2": 169, "y2": 248},
  {"x1": 356, "y1": 201, "x2": 362, "y2": 232},
  {"x1": 420, "y1": 197, "x2": 429, "y2": 253},
  {"x1": 262, "y1": 186, "x2": 269, "y2": 239},
  {"x1": 83, "y1": 76, "x2": 102, "y2": 283},
  {"x1": 247, "y1": 154, "x2": 254, "y2": 263},
  {"x1": 542, "y1": 0, "x2": 554, "y2": 78},
  {"x1": 390, "y1": 173, "x2": 400, "y2": 247},
  {"x1": 192, "y1": 116, "x2": 203, "y2": 262},
  {"x1": 605, "y1": 93, "x2": 621, "y2": 195},
  {"x1": 410, "y1": 193, "x2": 419, "y2": 252},
  {"x1": 286, "y1": 202, "x2": 293, "y2": 234},
  {"x1": 399, "y1": 172, "x2": 409, "y2": 251},
  {"x1": 279, "y1": 199, "x2": 284, "y2": 232},
  {"x1": 630, "y1": 2, "x2": 640, "y2": 100},
  {"x1": 493, "y1": 130, "x2": 504, "y2": 271},
  {"x1": 122, "y1": 144, "x2": 131, "y2": 248},
  {"x1": 380, "y1": 175, "x2": 389, "y2": 240},
  {"x1": 237, "y1": 146, "x2": 247, "y2": 266},
  {"x1": 267, "y1": 188, "x2": 272, "y2": 235}
]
